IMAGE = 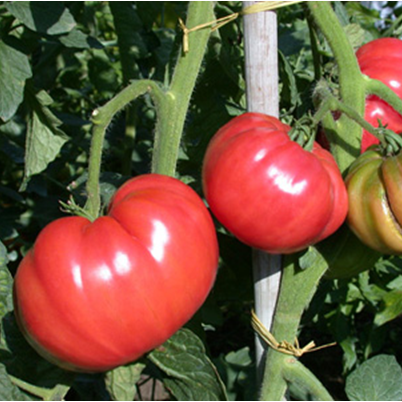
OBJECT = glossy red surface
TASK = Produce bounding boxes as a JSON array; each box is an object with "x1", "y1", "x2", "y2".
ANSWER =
[
  {"x1": 14, "y1": 174, "x2": 219, "y2": 372},
  {"x1": 357, "y1": 38, "x2": 402, "y2": 152},
  {"x1": 202, "y1": 113, "x2": 348, "y2": 254}
]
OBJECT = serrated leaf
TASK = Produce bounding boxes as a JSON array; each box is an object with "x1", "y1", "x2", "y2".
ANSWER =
[
  {"x1": 345, "y1": 355, "x2": 402, "y2": 401},
  {"x1": 148, "y1": 329, "x2": 228, "y2": 401},
  {"x1": 0, "y1": 40, "x2": 32, "y2": 122},
  {"x1": 0, "y1": 242, "x2": 13, "y2": 320},
  {"x1": 344, "y1": 23, "x2": 366, "y2": 49},
  {"x1": 5, "y1": 2, "x2": 76, "y2": 35},
  {"x1": 21, "y1": 90, "x2": 68, "y2": 191},
  {"x1": 374, "y1": 290, "x2": 402, "y2": 327},
  {"x1": 105, "y1": 362, "x2": 145, "y2": 401}
]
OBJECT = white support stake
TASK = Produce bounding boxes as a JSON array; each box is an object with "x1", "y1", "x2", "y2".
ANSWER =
[{"x1": 242, "y1": 1, "x2": 282, "y2": 381}]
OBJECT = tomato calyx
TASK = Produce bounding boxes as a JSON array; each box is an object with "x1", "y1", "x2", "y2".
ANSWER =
[
  {"x1": 374, "y1": 122, "x2": 402, "y2": 157},
  {"x1": 288, "y1": 115, "x2": 317, "y2": 151},
  {"x1": 59, "y1": 196, "x2": 97, "y2": 222}
]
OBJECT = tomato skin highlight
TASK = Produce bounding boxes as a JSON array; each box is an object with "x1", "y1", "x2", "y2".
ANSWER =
[
  {"x1": 14, "y1": 174, "x2": 219, "y2": 372},
  {"x1": 202, "y1": 113, "x2": 348, "y2": 254},
  {"x1": 357, "y1": 38, "x2": 402, "y2": 152},
  {"x1": 346, "y1": 147, "x2": 402, "y2": 254}
]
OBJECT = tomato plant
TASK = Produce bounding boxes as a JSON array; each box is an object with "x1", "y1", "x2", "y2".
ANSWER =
[
  {"x1": 345, "y1": 146, "x2": 402, "y2": 255},
  {"x1": 202, "y1": 112, "x2": 348, "y2": 254},
  {"x1": 13, "y1": 174, "x2": 219, "y2": 372},
  {"x1": 3, "y1": 2, "x2": 402, "y2": 401},
  {"x1": 357, "y1": 38, "x2": 402, "y2": 152}
]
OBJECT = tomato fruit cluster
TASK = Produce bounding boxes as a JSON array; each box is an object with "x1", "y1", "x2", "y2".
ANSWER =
[
  {"x1": 202, "y1": 113, "x2": 348, "y2": 254},
  {"x1": 346, "y1": 147, "x2": 402, "y2": 255},
  {"x1": 14, "y1": 174, "x2": 219, "y2": 372},
  {"x1": 358, "y1": 38, "x2": 402, "y2": 152}
]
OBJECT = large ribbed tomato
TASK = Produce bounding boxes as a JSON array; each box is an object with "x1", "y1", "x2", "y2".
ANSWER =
[
  {"x1": 14, "y1": 174, "x2": 219, "y2": 372},
  {"x1": 202, "y1": 113, "x2": 348, "y2": 254},
  {"x1": 346, "y1": 147, "x2": 402, "y2": 254},
  {"x1": 357, "y1": 38, "x2": 402, "y2": 152}
]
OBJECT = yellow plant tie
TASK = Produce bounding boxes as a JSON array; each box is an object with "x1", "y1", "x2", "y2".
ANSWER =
[
  {"x1": 179, "y1": 1, "x2": 304, "y2": 53},
  {"x1": 251, "y1": 310, "x2": 336, "y2": 357}
]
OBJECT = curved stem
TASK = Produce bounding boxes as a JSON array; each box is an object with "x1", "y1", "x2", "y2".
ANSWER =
[
  {"x1": 307, "y1": 2, "x2": 365, "y2": 173},
  {"x1": 84, "y1": 80, "x2": 165, "y2": 220},
  {"x1": 282, "y1": 358, "x2": 334, "y2": 401},
  {"x1": 84, "y1": 2, "x2": 215, "y2": 219},
  {"x1": 314, "y1": 82, "x2": 402, "y2": 152},
  {"x1": 364, "y1": 75, "x2": 402, "y2": 117}
]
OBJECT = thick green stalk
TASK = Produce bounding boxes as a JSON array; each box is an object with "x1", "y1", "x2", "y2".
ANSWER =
[
  {"x1": 308, "y1": 1, "x2": 365, "y2": 173},
  {"x1": 151, "y1": 1, "x2": 215, "y2": 176},
  {"x1": 84, "y1": 2, "x2": 215, "y2": 219},
  {"x1": 259, "y1": 254, "x2": 329, "y2": 400},
  {"x1": 260, "y1": 3, "x2": 365, "y2": 400}
]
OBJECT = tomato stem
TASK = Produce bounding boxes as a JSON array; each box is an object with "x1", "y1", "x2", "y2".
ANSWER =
[
  {"x1": 364, "y1": 75, "x2": 402, "y2": 118},
  {"x1": 282, "y1": 358, "x2": 334, "y2": 401},
  {"x1": 259, "y1": 253, "x2": 330, "y2": 400},
  {"x1": 151, "y1": 1, "x2": 215, "y2": 176},
  {"x1": 314, "y1": 81, "x2": 402, "y2": 155},
  {"x1": 307, "y1": 2, "x2": 365, "y2": 173},
  {"x1": 85, "y1": 80, "x2": 165, "y2": 220}
]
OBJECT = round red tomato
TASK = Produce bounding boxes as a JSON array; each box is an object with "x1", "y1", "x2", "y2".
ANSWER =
[
  {"x1": 202, "y1": 113, "x2": 348, "y2": 254},
  {"x1": 14, "y1": 174, "x2": 219, "y2": 372},
  {"x1": 357, "y1": 38, "x2": 402, "y2": 152}
]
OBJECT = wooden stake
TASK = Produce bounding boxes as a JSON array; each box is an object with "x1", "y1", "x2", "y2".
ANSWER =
[{"x1": 242, "y1": 0, "x2": 282, "y2": 384}]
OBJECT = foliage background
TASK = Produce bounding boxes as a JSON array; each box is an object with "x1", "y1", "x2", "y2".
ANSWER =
[{"x1": 1, "y1": 1, "x2": 402, "y2": 400}]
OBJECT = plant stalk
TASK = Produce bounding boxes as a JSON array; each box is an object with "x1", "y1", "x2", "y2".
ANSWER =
[
  {"x1": 307, "y1": 1, "x2": 365, "y2": 173},
  {"x1": 151, "y1": 1, "x2": 215, "y2": 176},
  {"x1": 259, "y1": 254, "x2": 329, "y2": 400}
]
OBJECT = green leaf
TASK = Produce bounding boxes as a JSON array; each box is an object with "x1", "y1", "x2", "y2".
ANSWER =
[
  {"x1": 5, "y1": 2, "x2": 76, "y2": 35},
  {"x1": 343, "y1": 23, "x2": 366, "y2": 49},
  {"x1": 0, "y1": 364, "x2": 31, "y2": 401},
  {"x1": 345, "y1": 355, "x2": 402, "y2": 401},
  {"x1": 0, "y1": 314, "x2": 74, "y2": 400},
  {"x1": 148, "y1": 329, "x2": 228, "y2": 401},
  {"x1": 58, "y1": 29, "x2": 103, "y2": 49},
  {"x1": 0, "y1": 40, "x2": 32, "y2": 122},
  {"x1": 298, "y1": 246, "x2": 328, "y2": 271},
  {"x1": 0, "y1": 242, "x2": 13, "y2": 320},
  {"x1": 374, "y1": 290, "x2": 402, "y2": 327},
  {"x1": 21, "y1": 89, "x2": 68, "y2": 191},
  {"x1": 105, "y1": 362, "x2": 146, "y2": 401}
]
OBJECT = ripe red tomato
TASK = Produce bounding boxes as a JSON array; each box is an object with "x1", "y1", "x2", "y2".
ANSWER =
[
  {"x1": 14, "y1": 174, "x2": 219, "y2": 372},
  {"x1": 357, "y1": 38, "x2": 402, "y2": 152},
  {"x1": 202, "y1": 113, "x2": 348, "y2": 254}
]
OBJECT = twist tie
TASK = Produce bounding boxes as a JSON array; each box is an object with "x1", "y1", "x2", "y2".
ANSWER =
[
  {"x1": 251, "y1": 310, "x2": 336, "y2": 357},
  {"x1": 179, "y1": 1, "x2": 304, "y2": 53}
]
